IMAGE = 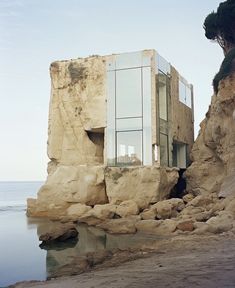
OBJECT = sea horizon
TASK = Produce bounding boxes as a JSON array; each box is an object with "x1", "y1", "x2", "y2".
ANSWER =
[{"x1": 0, "y1": 181, "x2": 43, "y2": 210}]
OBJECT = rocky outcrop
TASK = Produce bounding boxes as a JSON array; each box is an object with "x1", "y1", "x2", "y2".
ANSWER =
[
  {"x1": 28, "y1": 56, "x2": 179, "y2": 220},
  {"x1": 48, "y1": 57, "x2": 106, "y2": 166},
  {"x1": 39, "y1": 223, "x2": 78, "y2": 243},
  {"x1": 186, "y1": 74, "x2": 235, "y2": 197},
  {"x1": 28, "y1": 58, "x2": 235, "y2": 237},
  {"x1": 105, "y1": 167, "x2": 179, "y2": 209}
]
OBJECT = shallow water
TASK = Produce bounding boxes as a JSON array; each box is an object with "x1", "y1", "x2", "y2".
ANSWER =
[
  {"x1": 0, "y1": 211, "x2": 47, "y2": 287},
  {"x1": 0, "y1": 210, "x2": 161, "y2": 287},
  {"x1": 0, "y1": 182, "x2": 161, "y2": 287}
]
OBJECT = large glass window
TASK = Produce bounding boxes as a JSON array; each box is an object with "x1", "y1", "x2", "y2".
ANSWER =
[
  {"x1": 116, "y1": 68, "x2": 142, "y2": 118},
  {"x1": 116, "y1": 118, "x2": 142, "y2": 131},
  {"x1": 179, "y1": 79, "x2": 192, "y2": 108},
  {"x1": 106, "y1": 51, "x2": 152, "y2": 167},
  {"x1": 159, "y1": 72, "x2": 168, "y2": 121},
  {"x1": 117, "y1": 131, "x2": 142, "y2": 166},
  {"x1": 173, "y1": 141, "x2": 187, "y2": 168}
]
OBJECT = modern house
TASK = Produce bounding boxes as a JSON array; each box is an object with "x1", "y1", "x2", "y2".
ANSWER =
[
  {"x1": 27, "y1": 49, "x2": 194, "y2": 218},
  {"x1": 105, "y1": 50, "x2": 194, "y2": 169}
]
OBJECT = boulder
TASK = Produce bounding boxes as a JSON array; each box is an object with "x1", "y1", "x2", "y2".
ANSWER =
[
  {"x1": 116, "y1": 200, "x2": 139, "y2": 218},
  {"x1": 206, "y1": 211, "x2": 234, "y2": 233},
  {"x1": 156, "y1": 219, "x2": 177, "y2": 234},
  {"x1": 27, "y1": 165, "x2": 108, "y2": 219},
  {"x1": 66, "y1": 203, "x2": 92, "y2": 218},
  {"x1": 87, "y1": 204, "x2": 117, "y2": 219},
  {"x1": 105, "y1": 166, "x2": 179, "y2": 209},
  {"x1": 78, "y1": 204, "x2": 117, "y2": 226},
  {"x1": 97, "y1": 218, "x2": 137, "y2": 234},
  {"x1": 186, "y1": 195, "x2": 214, "y2": 208},
  {"x1": 140, "y1": 209, "x2": 156, "y2": 220},
  {"x1": 151, "y1": 198, "x2": 185, "y2": 219},
  {"x1": 135, "y1": 219, "x2": 177, "y2": 235},
  {"x1": 193, "y1": 222, "x2": 211, "y2": 235},
  {"x1": 180, "y1": 206, "x2": 205, "y2": 216},
  {"x1": 39, "y1": 223, "x2": 78, "y2": 243},
  {"x1": 176, "y1": 220, "x2": 195, "y2": 232},
  {"x1": 152, "y1": 201, "x2": 172, "y2": 219},
  {"x1": 194, "y1": 212, "x2": 234, "y2": 234},
  {"x1": 182, "y1": 193, "x2": 195, "y2": 204},
  {"x1": 135, "y1": 220, "x2": 162, "y2": 233},
  {"x1": 48, "y1": 165, "x2": 107, "y2": 206}
]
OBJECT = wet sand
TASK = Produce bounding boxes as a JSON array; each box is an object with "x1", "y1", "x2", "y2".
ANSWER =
[{"x1": 13, "y1": 233, "x2": 235, "y2": 288}]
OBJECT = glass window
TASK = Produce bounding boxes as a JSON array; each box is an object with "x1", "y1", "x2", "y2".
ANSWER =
[
  {"x1": 173, "y1": 142, "x2": 187, "y2": 168},
  {"x1": 160, "y1": 133, "x2": 169, "y2": 166},
  {"x1": 179, "y1": 79, "x2": 192, "y2": 109},
  {"x1": 159, "y1": 72, "x2": 168, "y2": 121},
  {"x1": 185, "y1": 86, "x2": 192, "y2": 108},
  {"x1": 106, "y1": 58, "x2": 115, "y2": 71},
  {"x1": 106, "y1": 71, "x2": 116, "y2": 165},
  {"x1": 143, "y1": 67, "x2": 152, "y2": 128},
  {"x1": 116, "y1": 68, "x2": 142, "y2": 118},
  {"x1": 179, "y1": 80, "x2": 186, "y2": 104},
  {"x1": 116, "y1": 117, "x2": 142, "y2": 131},
  {"x1": 157, "y1": 54, "x2": 170, "y2": 74},
  {"x1": 117, "y1": 131, "x2": 142, "y2": 166},
  {"x1": 115, "y1": 51, "x2": 142, "y2": 70},
  {"x1": 143, "y1": 67, "x2": 152, "y2": 165}
]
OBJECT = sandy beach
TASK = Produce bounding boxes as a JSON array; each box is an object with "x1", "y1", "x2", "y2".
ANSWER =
[{"x1": 13, "y1": 232, "x2": 235, "y2": 288}]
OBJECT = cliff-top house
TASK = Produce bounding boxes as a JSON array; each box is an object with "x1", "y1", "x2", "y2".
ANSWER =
[{"x1": 28, "y1": 49, "x2": 194, "y2": 218}]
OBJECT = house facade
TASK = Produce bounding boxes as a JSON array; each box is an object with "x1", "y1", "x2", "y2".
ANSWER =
[
  {"x1": 27, "y1": 49, "x2": 194, "y2": 218},
  {"x1": 104, "y1": 50, "x2": 194, "y2": 169}
]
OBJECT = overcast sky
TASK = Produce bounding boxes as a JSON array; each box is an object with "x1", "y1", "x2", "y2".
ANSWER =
[{"x1": 0, "y1": 0, "x2": 223, "y2": 181}]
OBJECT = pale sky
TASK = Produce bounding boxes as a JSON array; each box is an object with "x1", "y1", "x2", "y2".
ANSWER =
[{"x1": 0, "y1": 0, "x2": 223, "y2": 181}]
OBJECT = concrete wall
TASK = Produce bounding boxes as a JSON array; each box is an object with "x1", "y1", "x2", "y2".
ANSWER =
[{"x1": 170, "y1": 67, "x2": 194, "y2": 164}]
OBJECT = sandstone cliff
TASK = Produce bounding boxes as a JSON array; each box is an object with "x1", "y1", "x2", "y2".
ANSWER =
[
  {"x1": 27, "y1": 56, "x2": 179, "y2": 219},
  {"x1": 28, "y1": 56, "x2": 235, "y2": 237},
  {"x1": 186, "y1": 74, "x2": 235, "y2": 199}
]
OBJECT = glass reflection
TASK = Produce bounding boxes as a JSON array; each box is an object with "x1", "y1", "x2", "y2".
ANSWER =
[
  {"x1": 143, "y1": 67, "x2": 152, "y2": 165},
  {"x1": 116, "y1": 118, "x2": 142, "y2": 131},
  {"x1": 179, "y1": 80, "x2": 186, "y2": 104},
  {"x1": 185, "y1": 86, "x2": 192, "y2": 108},
  {"x1": 159, "y1": 72, "x2": 168, "y2": 121},
  {"x1": 117, "y1": 131, "x2": 142, "y2": 166},
  {"x1": 107, "y1": 71, "x2": 116, "y2": 165},
  {"x1": 115, "y1": 51, "x2": 142, "y2": 70},
  {"x1": 157, "y1": 54, "x2": 170, "y2": 75},
  {"x1": 179, "y1": 79, "x2": 192, "y2": 108},
  {"x1": 106, "y1": 52, "x2": 153, "y2": 167},
  {"x1": 116, "y1": 68, "x2": 142, "y2": 118}
]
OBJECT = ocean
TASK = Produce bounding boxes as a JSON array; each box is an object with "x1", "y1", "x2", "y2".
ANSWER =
[
  {"x1": 0, "y1": 181, "x2": 45, "y2": 287},
  {"x1": 0, "y1": 182, "x2": 160, "y2": 287},
  {"x1": 0, "y1": 181, "x2": 43, "y2": 211}
]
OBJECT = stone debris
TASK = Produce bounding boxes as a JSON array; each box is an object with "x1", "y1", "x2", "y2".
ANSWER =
[{"x1": 39, "y1": 223, "x2": 78, "y2": 243}]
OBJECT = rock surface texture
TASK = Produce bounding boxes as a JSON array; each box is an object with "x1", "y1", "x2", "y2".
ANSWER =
[
  {"x1": 27, "y1": 56, "x2": 179, "y2": 220},
  {"x1": 28, "y1": 58, "x2": 235, "y2": 237},
  {"x1": 186, "y1": 75, "x2": 235, "y2": 197}
]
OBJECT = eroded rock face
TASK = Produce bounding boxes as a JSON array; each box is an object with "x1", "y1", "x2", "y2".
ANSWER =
[
  {"x1": 28, "y1": 165, "x2": 107, "y2": 218},
  {"x1": 48, "y1": 57, "x2": 106, "y2": 166},
  {"x1": 186, "y1": 75, "x2": 235, "y2": 196},
  {"x1": 105, "y1": 166, "x2": 179, "y2": 209}
]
